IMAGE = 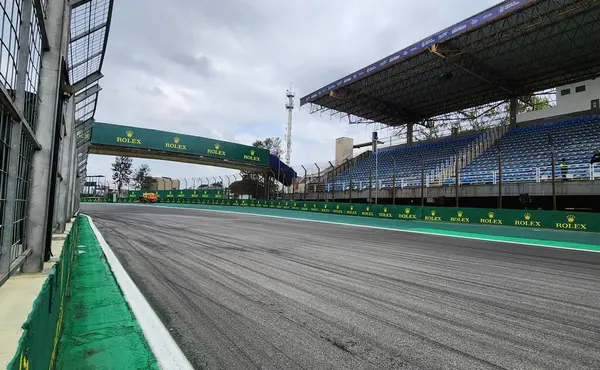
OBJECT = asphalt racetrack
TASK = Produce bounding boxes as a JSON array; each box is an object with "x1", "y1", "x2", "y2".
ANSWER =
[{"x1": 82, "y1": 203, "x2": 600, "y2": 370}]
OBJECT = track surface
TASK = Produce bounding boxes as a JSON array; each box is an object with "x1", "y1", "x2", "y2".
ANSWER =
[{"x1": 83, "y1": 204, "x2": 600, "y2": 370}]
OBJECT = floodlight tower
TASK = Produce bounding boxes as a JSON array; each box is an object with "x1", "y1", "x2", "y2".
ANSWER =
[{"x1": 285, "y1": 87, "x2": 295, "y2": 165}]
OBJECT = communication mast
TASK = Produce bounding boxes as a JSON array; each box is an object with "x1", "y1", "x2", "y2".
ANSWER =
[{"x1": 285, "y1": 86, "x2": 294, "y2": 165}]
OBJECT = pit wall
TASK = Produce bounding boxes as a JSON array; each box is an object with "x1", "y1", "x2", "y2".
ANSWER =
[
  {"x1": 8, "y1": 215, "x2": 80, "y2": 370},
  {"x1": 82, "y1": 197, "x2": 599, "y2": 233}
]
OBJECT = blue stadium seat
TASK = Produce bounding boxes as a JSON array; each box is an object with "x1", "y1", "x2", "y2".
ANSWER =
[
  {"x1": 327, "y1": 115, "x2": 600, "y2": 189},
  {"x1": 459, "y1": 115, "x2": 600, "y2": 184},
  {"x1": 329, "y1": 134, "x2": 480, "y2": 189}
]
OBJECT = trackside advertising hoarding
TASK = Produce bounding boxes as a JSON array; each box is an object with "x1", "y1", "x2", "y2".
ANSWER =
[
  {"x1": 123, "y1": 189, "x2": 225, "y2": 200},
  {"x1": 90, "y1": 122, "x2": 269, "y2": 167},
  {"x1": 80, "y1": 197, "x2": 599, "y2": 233}
]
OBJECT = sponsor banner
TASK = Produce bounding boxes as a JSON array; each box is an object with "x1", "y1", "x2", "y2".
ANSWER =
[
  {"x1": 124, "y1": 189, "x2": 224, "y2": 201},
  {"x1": 218, "y1": 201, "x2": 599, "y2": 233},
  {"x1": 97, "y1": 198, "x2": 598, "y2": 233},
  {"x1": 299, "y1": 0, "x2": 534, "y2": 106},
  {"x1": 91, "y1": 122, "x2": 269, "y2": 166}
]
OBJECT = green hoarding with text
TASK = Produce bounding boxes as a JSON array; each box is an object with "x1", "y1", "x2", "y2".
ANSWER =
[{"x1": 91, "y1": 122, "x2": 269, "y2": 166}]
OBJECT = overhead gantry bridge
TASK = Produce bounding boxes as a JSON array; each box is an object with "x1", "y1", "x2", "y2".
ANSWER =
[{"x1": 83, "y1": 122, "x2": 297, "y2": 185}]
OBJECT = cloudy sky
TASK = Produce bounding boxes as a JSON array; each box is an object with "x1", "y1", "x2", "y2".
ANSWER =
[{"x1": 86, "y1": 0, "x2": 501, "y2": 183}]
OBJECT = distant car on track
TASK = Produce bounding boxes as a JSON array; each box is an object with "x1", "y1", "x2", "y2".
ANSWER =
[{"x1": 138, "y1": 193, "x2": 158, "y2": 203}]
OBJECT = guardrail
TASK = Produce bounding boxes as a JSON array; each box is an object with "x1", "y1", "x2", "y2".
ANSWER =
[{"x1": 320, "y1": 162, "x2": 600, "y2": 190}]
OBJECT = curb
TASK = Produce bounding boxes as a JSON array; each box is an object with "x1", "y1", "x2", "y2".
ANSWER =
[{"x1": 84, "y1": 215, "x2": 194, "y2": 370}]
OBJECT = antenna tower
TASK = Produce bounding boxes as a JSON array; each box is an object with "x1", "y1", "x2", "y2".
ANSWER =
[{"x1": 285, "y1": 86, "x2": 295, "y2": 165}]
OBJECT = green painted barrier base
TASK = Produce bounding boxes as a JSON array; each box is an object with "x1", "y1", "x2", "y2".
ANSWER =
[
  {"x1": 8, "y1": 216, "x2": 79, "y2": 370},
  {"x1": 54, "y1": 217, "x2": 158, "y2": 369},
  {"x1": 80, "y1": 196, "x2": 600, "y2": 233}
]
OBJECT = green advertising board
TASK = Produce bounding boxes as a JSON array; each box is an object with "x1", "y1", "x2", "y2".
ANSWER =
[
  {"x1": 123, "y1": 189, "x2": 225, "y2": 202},
  {"x1": 210, "y1": 200, "x2": 600, "y2": 233},
  {"x1": 91, "y1": 122, "x2": 269, "y2": 167},
  {"x1": 79, "y1": 195, "x2": 599, "y2": 233}
]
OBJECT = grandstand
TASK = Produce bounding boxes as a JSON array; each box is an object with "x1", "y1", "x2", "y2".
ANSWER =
[
  {"x1": 458, "y1": 115, "x2": 600, "y2": 185},
  {"x1": 297, "y1": 0, "x2": 600, "y2": 210},
  {"x1": 329, "y1": 133, "x2": 482, "y2": 190},
  {"x1": 325, "y1": 115, "x2": 600, "y2": 191}
]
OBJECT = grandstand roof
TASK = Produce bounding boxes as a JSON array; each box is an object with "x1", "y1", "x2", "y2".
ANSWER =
[
  {"x1": 70, "y1": 0, "x2": 114, "y2": 180},
  {"x1": 300, "y1": 0, "x2": 600, "y2": 127}
]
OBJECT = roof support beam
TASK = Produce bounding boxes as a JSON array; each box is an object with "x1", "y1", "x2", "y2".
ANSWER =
[
  {"x1": 70, "y1": 23, "x2": 107, "y2": 43},
  {"x1": 429, "y1": 44, "x2": 526, "y2": 97},
  {"x1": 330, "y1": 86, "x2": 421, "y2": 123},
  {"x1": 76, "y1": 117, "x2": 95, "y2": 129},
  {"x1": 64, "y1": 71, "x2": 104, "y2": 94},
  {"x1": 75, "y1": 98, "x2": 96, "y2": 114},
  {"x1": 70, "y1": 51, "x2": 103, "y2": 71},
  {"x1": 75, "y1": 84, "x2": 101, "y2": 104},
  {"x1": 32, "y1": 0, "x2": 50, "y2": 51},
  {"x1": 71, "y1": 0, "x2": 92, "y2": 8}
]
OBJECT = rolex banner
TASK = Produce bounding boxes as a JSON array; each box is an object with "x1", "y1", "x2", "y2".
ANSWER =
[
  {"x1": 90, "y1": 122, "x2": 269, "y2": 166},
  {"x1": 79, "y1": 196, "x2": 599, "y2": 233},
  {"x1": 220, "y1": 200, "x2": 598, "y2": 233}
]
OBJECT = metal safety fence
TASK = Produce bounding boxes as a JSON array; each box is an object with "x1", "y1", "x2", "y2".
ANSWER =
[{"x1": 103, "y1": 149, "x2": 599, "y2": 211}]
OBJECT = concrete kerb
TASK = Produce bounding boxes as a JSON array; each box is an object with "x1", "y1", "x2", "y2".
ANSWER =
[{"x1": 83, "y1": 214, "x2": 194, "y2": 370}]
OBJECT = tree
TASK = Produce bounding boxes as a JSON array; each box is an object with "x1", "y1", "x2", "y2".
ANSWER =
[
  {"x1": 230, "y1": 177, "x2": 266, "y2": 199},
  {"x1": 235, "y1": 137, "x2": 284, "y2": 198},
  {"x1": 416, "y1": 119, "x2": 442, "y2": 141},
  {"x1": 500, "y1": 94, "x2": 553, "y2": 124},
  {"x1": 111, "y1": 156, "x2": 133, "y2": 195},
  {"x1": 253, "y1": 137, "x2": 284, "y2": 159},
  {"x1": 133, "y1": 164, "x2": 152, "y2": 190}
]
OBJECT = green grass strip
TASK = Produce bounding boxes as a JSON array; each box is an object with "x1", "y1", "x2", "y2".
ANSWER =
[{"x1": 54, "y1": 217, "x2": 159, "y2": 370}]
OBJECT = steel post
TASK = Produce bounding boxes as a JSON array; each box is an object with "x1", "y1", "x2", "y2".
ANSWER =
[
  {"x1": 369, "y1": 168, "x2": 372, "y2": 203},
  {"x1": 328, "y1": 161, "x2": 335, "y2": 202},
  {"x1": 392, "y1": 157, "x2": 397, "y2": 205},
  {"x1": 55, "y1": 93, "x2": 76, "y2": 232},
  {"x1": 315, "y1": 163, "x2": 321, "y2": 201},
  {"x1": 420, "y1": 158, "x2": 425, "y2": 207},
  {"x1": 301, "y1": 165, "x2": 307, "y2": 201},
  {"x1": 551, "y1": 150, "x2": 557, "y2": 210},
  {"x1": 225, "y1": 175, "x2": 231, "y2": 199},
  {"x1": 455, "y1": 154, "x2": 459, "y2": 207},
  {"x1": 498, "y1": 143, "x2": 503, "y2": 209}
]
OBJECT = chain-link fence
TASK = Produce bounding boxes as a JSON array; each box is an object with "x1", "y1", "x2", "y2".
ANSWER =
[{"x1": 124, "y1": 118, "x2": 600, "y2": 210}]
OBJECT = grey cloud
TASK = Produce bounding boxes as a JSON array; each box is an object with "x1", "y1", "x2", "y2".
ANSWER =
[
  {"x1": 167, "y1": 53, "x2": 214, "y2": 78},
  {"x1": 92, "y1": 0, "x2": 501, "y2": 179}
]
